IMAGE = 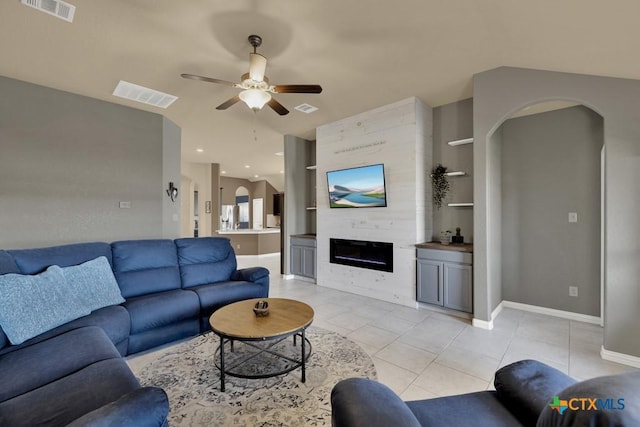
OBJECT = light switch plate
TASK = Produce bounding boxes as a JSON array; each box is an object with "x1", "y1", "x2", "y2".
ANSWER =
[
  {"x1": 568, "y1": 212, "x2": 578, "y2": 223},
  {"x1": 119, "y1": 201, "x2": 131, "y2": 209}
]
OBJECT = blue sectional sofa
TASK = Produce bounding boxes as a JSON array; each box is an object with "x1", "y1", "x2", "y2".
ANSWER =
[
  {"x1": 0, "y1": 237, "x2": 270, "y2": 426},
  {"x1": 331, "y1": 359, "x2": 640, "y2": 426}
]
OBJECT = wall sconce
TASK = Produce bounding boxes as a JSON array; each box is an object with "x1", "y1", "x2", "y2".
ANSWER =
[{"x1": 166, "y1": 182, "x2": 178, "y2": 202}]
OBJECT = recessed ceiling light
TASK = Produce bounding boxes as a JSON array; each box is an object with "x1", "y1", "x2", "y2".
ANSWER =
[
  {"x1": 294, "y1": 103, "x2": 319, "y2": 114},
  {"x1": 244, "y1": 165, "x2": 251, "y2": 168},
  {"x1": 279, "y1": 170, "x2": 284, "y2": 174},
  {"x1": 275, "y1": 151, "x2": 284, "y2": 156},
  {"x1": 254, "y1": 174, "x2": 259, "y2": 178},
  {"x1": 196, "y1": 148, "x2": 204, "y2": 153},
  {"x1": 221, "y1": 171, "x2": 226, "y2": 174}
]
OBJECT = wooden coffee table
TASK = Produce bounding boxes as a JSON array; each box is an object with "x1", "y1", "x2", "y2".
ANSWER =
[{"x1": 209, "y1": 298, "x2": 314, "y2": 391}]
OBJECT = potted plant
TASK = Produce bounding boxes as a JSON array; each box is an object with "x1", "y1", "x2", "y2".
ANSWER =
[{"x1": 431, "y1": 163, "x2": 450, "y2": 209}]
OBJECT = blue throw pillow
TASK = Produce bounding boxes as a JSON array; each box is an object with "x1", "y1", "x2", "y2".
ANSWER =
[
  {"x1": 61, "y1": 256, "x2": 125, "y2": 312},
  {"x1": 0, "y1": 266, "x2": 90, "y2": 345}
]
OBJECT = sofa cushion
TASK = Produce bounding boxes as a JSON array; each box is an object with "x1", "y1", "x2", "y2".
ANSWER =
[
  {"x1": 123, "y1": 289, "x2": 200, "y2": 334},
  {"x1": 0, "y1": 250, "x2": 19, "y2": 275},
  {"x1": 192, "y1": 280, "x2": 267, "y2": 313},
  {"x1": 0, "y1": 326, "x2": 120, "y2": 402},
  {"x1": 536, "y1": 370, "x2": 640, "y2": 427},
  {"x1": 495, "y1": 359, "x2": 577, "y2": 427},
  {"x1": 8, "y1": 242, "x2": 112, "y2": 274},
  {"x1": 62, "y1": 256, "x2": 125, "y2": 312},
  {"x1": 406, "y1": 392, "x2": 522, "y2": 427},
  {"x1": 66, "y1": 387, "x2": 169, "y2": 427},
  {"x1": 331, "y1": 378, "x2": 422, "y2": 427},
  {"x1": 175, "y1": 237, "x2": 237, "y2": 288},
  {"x1": 0, "y1": 266, "x2": 90, "y2": 345},
  {"x1": 0, "y1": 305, "x2": 130, "y2": 357},
  {"x1": 112, "y1": 240, "x2": 181, "y2": 298},
  {"x1": 0, "y1": 358, "x2": 140, "y2": 427}
]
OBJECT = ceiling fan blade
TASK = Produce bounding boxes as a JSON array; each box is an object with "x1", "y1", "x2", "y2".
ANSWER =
[
  {"x1": 181, "y1": 73, "x2": 237, "y2": 87},
  {"x1": 267, "y1": 98, "x2": 289, "y2": 115},
  {"x1": 249, "y1": 53, "x2": 267, "y2": 82},
  {"x1": 216, "y1": 95, "x2": 241, "y2": 110},
  {"x1": 273, "y1": 84, "x2": 323, "y2": 94}
]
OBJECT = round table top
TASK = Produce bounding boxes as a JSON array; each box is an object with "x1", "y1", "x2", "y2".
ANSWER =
[{"x1": 209, "y1": 298, "x2": 314, "y2": 339}]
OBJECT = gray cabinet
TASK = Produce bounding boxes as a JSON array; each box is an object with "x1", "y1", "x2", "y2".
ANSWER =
[
  {"x1": 417, "y1": 248, "x2": 472, "y2": 313},
  {"x1": 290, "y1": 236, "x2": 316, "y2": 280}
]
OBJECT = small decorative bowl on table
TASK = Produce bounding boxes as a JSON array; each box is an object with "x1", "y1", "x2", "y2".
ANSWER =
[{"x1": 253, "y1": 300, "x2": 270, "y2": 317}]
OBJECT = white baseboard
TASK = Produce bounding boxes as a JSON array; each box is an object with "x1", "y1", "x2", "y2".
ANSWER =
[
  {"x1": 472, "y1": 301, "x2": 504, "y2": 330},
  {"x1": 502, "y1": 300, "x2": 601, "y2": 325},
  {"x1": 601, "y1": 346, "x2": 640, "y2": 369},
  {"x1": 472, "y1": 318, "x2": 493, "y2": 330},
  {"x1": 288, "y1": 275, "x2": 316, "y2": 283}
]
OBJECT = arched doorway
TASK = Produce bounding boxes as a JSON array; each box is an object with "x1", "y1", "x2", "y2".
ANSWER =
[{"x1": 488, "y1": 101, "x2": 603, "y2": 320}]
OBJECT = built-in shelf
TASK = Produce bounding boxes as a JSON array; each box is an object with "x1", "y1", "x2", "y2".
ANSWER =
[
  {"x1": 447, "y1": 202, "x2": 474, "y2": 207},
  {"x1": 305, "y1": 165, "x2": 317, "y2": 170},
  {"x1": 447, "y1": 137, "x2": 473, "y2": 146},
  {"x1": 445, "y1": 171, "x2": 467, "y2": 177},
  {"x1": 306, "y1": 207, "x2": 317, "y2": 210}
]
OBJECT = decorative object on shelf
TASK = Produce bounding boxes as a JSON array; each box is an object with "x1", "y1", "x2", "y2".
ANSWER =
[
  {"x1": 439, "y1": 230, "x2": 452, "y2": 245},
  {"x1": 166, "y1": 182, "x2": 178, "y2": 202},
  {"x1": 431, "y1": 164, "x2": 450, "y2": 209},
  {"x1": 205, "y1": 201, "x2": 212, "y2": 214},
  {"x1": 253, "y1": 300, "x2": 269, "y2": 317},
  {"x1": 452, "y1": 227, "x2": 464, "y2": 244}
]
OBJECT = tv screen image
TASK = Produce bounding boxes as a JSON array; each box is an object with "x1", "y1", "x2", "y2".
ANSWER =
[{"x1": 326, "y1": 164, "x2": 387, "y2": 208}]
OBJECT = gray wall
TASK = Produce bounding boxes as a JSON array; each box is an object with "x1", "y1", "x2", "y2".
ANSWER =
[
  {"x1": 432, "y1": 98, "x2": 474, "y2": 242},
  {"x1": 501, "y1": 106, "x2": 602, "y2": 316},
  {"x1": 162, "y1": 117, "x2": 181, "y2": 239},
  {"x1": 0, "y1": 76, "x2": 181, "y2": 248},
  {"x1": 473, "y1": 66, "x2": 640, "y2": 359}
]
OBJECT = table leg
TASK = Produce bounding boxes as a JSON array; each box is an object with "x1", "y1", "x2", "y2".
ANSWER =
[
  {"x1": 219, "y1": 336, "x2": 226, "y2": 392},
  {"x1": 301, "y1": 329, "x2": 306, "y2": 383}
]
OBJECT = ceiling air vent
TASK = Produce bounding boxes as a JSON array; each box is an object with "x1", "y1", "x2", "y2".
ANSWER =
[
  {"x1": 294, "y1": 103, "x2": 319, "y2": 114},
  {"x1": 21, "y1": 0, "x2": 76, "y2": 23},
  {"x1": 112, "y1": 81, "x2": 178, "y2": 109}
]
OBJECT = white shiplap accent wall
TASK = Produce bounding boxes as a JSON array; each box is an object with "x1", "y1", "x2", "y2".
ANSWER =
[{"x1": 316, "y1": 97, "x2": 433, "y2": 307}]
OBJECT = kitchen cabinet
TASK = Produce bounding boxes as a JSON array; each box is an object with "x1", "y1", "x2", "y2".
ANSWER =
[{"x1": 416, "y1": 247, "x2": 472, "y2": 313}]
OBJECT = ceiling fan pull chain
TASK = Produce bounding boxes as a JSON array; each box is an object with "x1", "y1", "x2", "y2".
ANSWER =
[{"x1": 252, "y1": 109, "x2": 258, "y2": 143}]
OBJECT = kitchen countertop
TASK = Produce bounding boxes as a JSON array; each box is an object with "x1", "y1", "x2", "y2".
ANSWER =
[
  {"x1": 216, "y1": 228, "x2": 280, "y2": 235},
  {"x1": 416, "y1": 242, "x2": 473, "y2": 253}
]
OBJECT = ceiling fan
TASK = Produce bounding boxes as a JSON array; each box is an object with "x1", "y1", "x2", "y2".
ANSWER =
[{"x1": 181, "y1": 35, "x2": 322, "y2": 115}]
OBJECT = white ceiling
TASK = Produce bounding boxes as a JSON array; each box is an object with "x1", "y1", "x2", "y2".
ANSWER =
[{"x1": 2, "y1": 1, "x2": 639, "y2": 190}]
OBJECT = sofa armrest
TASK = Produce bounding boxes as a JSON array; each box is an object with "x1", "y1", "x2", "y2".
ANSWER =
[
  {"x1": 494, "y1": 359, "x2": 576, "y2": 427},
  {"x1": 232, "y1": 266, "x2": 269, "y2": 283},
  {"x1": 331, "y1": 378, "x2": 421, "y2": 427},
  {"x1": 66, "y1": 387, "x2": 169, "y2": 427}
]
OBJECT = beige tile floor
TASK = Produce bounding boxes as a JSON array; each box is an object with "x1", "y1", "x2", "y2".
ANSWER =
[{"x1": 241, "y1": 254, "x2": 637, "y2": 401}]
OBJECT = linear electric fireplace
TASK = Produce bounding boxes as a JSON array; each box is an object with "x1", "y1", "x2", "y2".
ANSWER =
[{"x1": 329, "y1": 238, "x2": 393, "y2": 272}]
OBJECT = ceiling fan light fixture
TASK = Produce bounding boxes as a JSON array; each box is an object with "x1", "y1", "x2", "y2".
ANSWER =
[
  {"x1": 239, "y1": 89, "x2": 271, "y2": 110},
  {"x1": 249, "y1": 53, "x2": 267, "y2": 82}
]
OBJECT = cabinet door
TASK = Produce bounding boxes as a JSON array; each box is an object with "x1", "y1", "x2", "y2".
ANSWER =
[
  {"x1": 290, "y1": 245, "x2": 304, "y2": 276},
  {"x1": 302, "y1": 246, "x2": 316, "y2": 278},
  {"x1": 443, "y1": 263, "x2": 473, "y2": 312},
  {"x1": 417, "y1": 259, "x2": 443, "y2": 306}
]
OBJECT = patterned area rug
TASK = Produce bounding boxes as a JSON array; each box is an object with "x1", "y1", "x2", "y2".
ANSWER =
[{"x1": 131, "y1": 327, "x2": 376, "y2": 426}]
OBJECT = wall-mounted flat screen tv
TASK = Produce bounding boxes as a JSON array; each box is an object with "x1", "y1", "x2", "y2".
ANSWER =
[{"x1": 326, "y1": 163, "x2": 387, "y2": 208}]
